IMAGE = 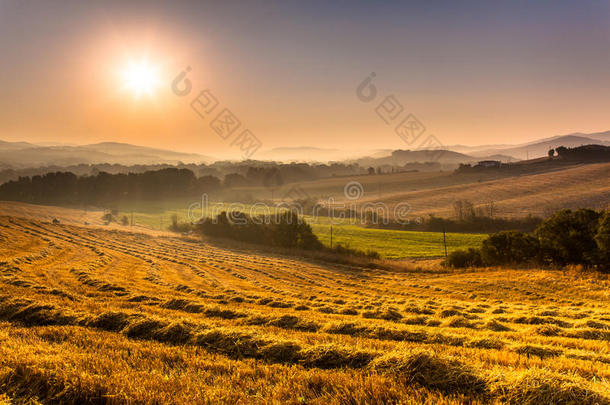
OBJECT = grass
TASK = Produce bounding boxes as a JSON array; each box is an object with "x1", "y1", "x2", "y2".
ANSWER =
[
  {"x1": 310, "y1": 223, "x2": 486, "y2": 258},
  {"x1": 0, "y1": 213, "x2": 609, "y2": 404},
  {"x1": 96, "y1": 202, "x2": 488, "y2": 259}
]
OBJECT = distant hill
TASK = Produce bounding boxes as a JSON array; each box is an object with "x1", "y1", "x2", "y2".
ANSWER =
[
  {"x1": 543, "y1": 130, "x2": 610, "y2": 143},
  {"x1": 257, "y1": 147, "x2": 379, "y2": 162},
  {"x1": 0, "y1": 140, "x2": 213, "y2": 168},
  {"x1": 0, "y1": 140, "x2": 37, "y2": 151},
  {"x1": 444, "y1": 143, "x2": 514, "y2": 154},
  {"x1": 469, "y1": 135, "x2": 610, "y2": 160},
  {"x1": 355, "y1": 149, "x2": 516, "y2": 168},
  {"x1": 451, "y1": 131, "x2": 610, "y2": 160}
]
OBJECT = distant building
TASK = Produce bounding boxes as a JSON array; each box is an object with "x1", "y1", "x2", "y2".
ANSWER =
[{"x1": 475, "y1": 160, "x2": 501, "y2": 168}]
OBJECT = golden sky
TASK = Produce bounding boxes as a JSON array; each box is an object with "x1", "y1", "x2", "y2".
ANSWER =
[{"x1": 1, "y1": 1, "x2": 609, "y2": 157}]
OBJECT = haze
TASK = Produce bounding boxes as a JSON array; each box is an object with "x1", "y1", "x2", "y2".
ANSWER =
[{"x1": 1, "y1": 0, "x2": 609, "y2": 158}]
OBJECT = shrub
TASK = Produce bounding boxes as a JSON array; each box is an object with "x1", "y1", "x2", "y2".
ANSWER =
[
  {"x1": 445, "y1": 248, "x2": 482, "y2": 268},
  {"x1": 447, "y1": 209, "x2": 609, "y2": 270},
  {"x1": 198, "y1": 211, "x2": 323, "y2": 250},
  {"x1": 595, "y1": 211, "x2": 610, "y2": 272},
  {"x1": 329, "y1": 243, "x2": 380, "y2": 259},
  {"x1": 168, "y1": 214, "x2": 192, "y2": 233},
  {"x1": 480, "y1": 231, "x2": 540, "y2": 265},
  {"x1": 535, "y1": 209, "x2": 601, "y2": 266},
  {"x1": 198, "y1": 211, "x2": 382, "y2": 259}
]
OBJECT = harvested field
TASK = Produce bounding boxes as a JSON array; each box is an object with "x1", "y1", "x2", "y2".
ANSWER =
[{"x1": 0, "y1": 214, "x2": 609, "y2": 404}]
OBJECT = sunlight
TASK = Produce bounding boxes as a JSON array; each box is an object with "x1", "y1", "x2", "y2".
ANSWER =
[{"x1": 120, "y1": 59, "x2": 160, "y2": 98}]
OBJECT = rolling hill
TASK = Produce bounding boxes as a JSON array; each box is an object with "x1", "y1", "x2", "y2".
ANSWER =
[
  {"x1": 450, "y1": 131, "x2": 610, "y2": 160},
  {"x1": 0, "y1": 140, "x2": 212, "y2": 168},
  {"x1": 357, "y1": 162, "x2": 610, "y2": 218},
  {"x1": 470, "y1": 135, "x2": 610, "y2": 160},
  {"x1": 356, "y1": 149, "x2": 516, "y2": 167},
  {"x1": 0, "y1": 211, "x2": 609, "y2": 403},
  {"x1": 239, "y1": 161, "x2": 610, "y2": 219}
]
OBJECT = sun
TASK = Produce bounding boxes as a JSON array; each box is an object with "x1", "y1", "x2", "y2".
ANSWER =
[{"x1": 120, "y1": 60, "x2": 160, "y2": 97}]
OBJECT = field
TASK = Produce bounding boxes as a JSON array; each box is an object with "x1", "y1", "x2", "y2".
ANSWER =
[
  {"x1": 129, "y1": 209, "x2": 487, "y2": 259},
  {"x1": 84, "y1": 163, "x2": 610, "y2": 235},
  {"x1": 0, "y1": 213, "x2": 609, "y2": 404},
  {"x1": 235, "y1": 162, "x2": 610, "y2": 218},
  {"x1": 310, "y1": 224, "x2": 486, "y2": 259},
  {"x1": 69, "y1": 202, "x2": 487, "y2": 259}
]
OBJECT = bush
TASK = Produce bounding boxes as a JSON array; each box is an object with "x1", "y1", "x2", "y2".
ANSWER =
[
  {"x1": 198, "y1": 211, "x2": 382, "y2": 260},
  {"x1": 168, "y1": 214, "x2": 192, "y2": 233},
  {"x1": 445, "y1": 248, "x2": 482, "y2": 268},
  {"x1": 447, "y1": 209, "x2": 608, "y2": 271},
  {"x1": 329, "y1": 243, "x2": 380, "y2": 259},
  {"x1": 198, "y1": 210, "x2": 323, "y2": 251},
  {"x1": 480, "y1": 231, "x2": 540, "y2": 265},
  {"x1": 535, "y1": 209, "x2": 601, "y2": 266},
  {"x1": 595, "y1": 211, "x2": 610, "y2": 272}
]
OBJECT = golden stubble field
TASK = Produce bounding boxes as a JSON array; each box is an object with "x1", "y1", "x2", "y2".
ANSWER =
[
  {"x1": 0, "y1": 214, "x2": 609, "y2": 404},
  {"x1": 254, "y1": 162, "x2": 610, "y2": 219}
]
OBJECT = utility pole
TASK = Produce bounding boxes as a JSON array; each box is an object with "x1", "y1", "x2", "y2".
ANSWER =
[
  {"x1": 442, "y1": 226, "x2": 448, "y2": 259},
  {"x1": 330, "y1": 225, "x2": 333, "y2": 249}
]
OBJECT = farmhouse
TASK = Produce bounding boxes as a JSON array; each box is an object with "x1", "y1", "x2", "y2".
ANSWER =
[{"x1": 475, "y1": 160, "x2": 501, "y2": 168}]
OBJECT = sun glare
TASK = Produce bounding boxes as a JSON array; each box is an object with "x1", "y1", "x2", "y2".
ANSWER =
[{"x1": 120, "y1": 60, "x2": 160, "y2": 97}]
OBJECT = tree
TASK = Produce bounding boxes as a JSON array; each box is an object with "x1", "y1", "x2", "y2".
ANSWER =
[
  {"x1": 262, "y1": 168, "x2": 284, "y2": 188},
  {"x1": 197, "y1": 210, "x2": 323, "y2": 250},
  {"x1": 556, "y1": 146, "x2": 568, "y2": 157},
  {"x1": 535, "y1": 209, "x2": 601, "y2": 266},
  {"x1": 102, "y1": 212, "x2": 113, "y2": 224},
  {"x1": 196, "y1": 175, "x2": 221, "y2": 192},
  {"x1": 453, "y1": 200, "x2": 474, "y2": 221},
  {"x1": 480, "y1": 231, "x2": 540, "y2": 265},
  {"x1": 548, "y1": 148, "x2": 555, "y2": 158},
  {"x1": 223, "y1": 173, "x2": 248, "y2": 188},
  {"x1": 446, "y1": 248, "x2": 482, "y2": 268},
  {"x1": 367, "y1": 167, "x2": 375, "y2": 175},
  {"x1": 595, "y1": 211, "x2": 610, "y2": 271}
]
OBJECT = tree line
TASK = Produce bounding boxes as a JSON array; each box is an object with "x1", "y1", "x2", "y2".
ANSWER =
[
  {"x1": 447, "y1": 209, "x2": 610, "y2": 272},
  {"x1": 0, "y1": 168, "x2": 221, "y2": 205},
  {"x1": 196, "y1": 211, "x2": 380, "y2": 259},
  {"x1": 0, "y1": 160, "x2": 365, "y2": 186}
]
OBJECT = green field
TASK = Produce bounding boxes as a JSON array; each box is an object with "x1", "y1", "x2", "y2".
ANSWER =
[
  {"x1": 119, "y1": 204, "x2": 486, "y2": 259},
  {"x1": 310, "y1": 223, "x2": 486, "y2": 259}
]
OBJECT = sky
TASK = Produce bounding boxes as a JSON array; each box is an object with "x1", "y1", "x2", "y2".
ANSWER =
[{"x1": 1, "y1": 0, "x2": 609, "y2": 158}]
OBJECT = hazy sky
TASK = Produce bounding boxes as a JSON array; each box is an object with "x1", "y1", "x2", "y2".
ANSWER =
[{"x1": 1, "y1": 0, "x2": 609, "y2": 157}]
